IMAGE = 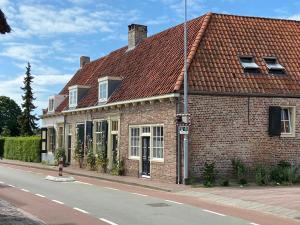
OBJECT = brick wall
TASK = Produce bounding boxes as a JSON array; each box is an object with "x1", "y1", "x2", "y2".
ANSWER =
[
  {"x1": 65, "y1": 100, "x2": 178, "y2": 183},
  {"x1": 188, "y1": 94, "x2": 300, "y2": 178}
]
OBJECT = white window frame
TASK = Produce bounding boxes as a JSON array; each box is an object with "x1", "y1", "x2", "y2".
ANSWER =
[
  {"x1": 69, "y1": 88, "x2": 78, "y2": 108},
  {"x1": 152, "y1": 126, "x2": 164, "y2": 161},
  {"x1": 129, "y1": 127, "x2": 140, "y2": 160},
  {"x1": 98, "y1": 81, "x2": 108, "y2": 103},
  {"x1": 48, "y1": 97, "x2": 54, "y2": 112},
  {"x1": 128, "y1": 124, "x2": 164, "y2": 162},
  {"x1": 281, "y1": 106, "x2": 296, "y2": 138}
]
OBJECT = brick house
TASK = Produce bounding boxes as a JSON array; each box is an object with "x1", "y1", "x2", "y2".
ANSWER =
[{"x1": 41, "y1": 12, "x2": 300, "y2": 183}]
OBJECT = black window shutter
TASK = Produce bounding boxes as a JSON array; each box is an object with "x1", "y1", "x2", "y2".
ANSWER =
[
  {"x1": 85, "y1": 121, "x2": 93, "y2": 141},
  {"x1": 269, "y1": 106, "x2": 281, "y2": 136}
]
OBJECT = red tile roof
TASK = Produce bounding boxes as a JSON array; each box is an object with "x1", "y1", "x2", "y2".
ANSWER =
[
  {"x1": 55, "y1": 12, "x2": 300, "y2": 112},
  {"x1": 188, "y1": 13, "x2": 300, "y2": 95}
]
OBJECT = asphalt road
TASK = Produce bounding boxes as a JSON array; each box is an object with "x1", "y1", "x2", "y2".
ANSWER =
[{"x1": 0, "y1": 164, "x2": 298, "y2": 225}]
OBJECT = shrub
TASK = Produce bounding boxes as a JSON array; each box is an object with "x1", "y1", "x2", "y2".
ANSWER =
[
  {"x1": 87, "y1": 147, "x2": 96, "y2": 170},
  {"x1": 3, "y1": 136, "x2": 41, "y2": 162},
  {"x1": 203, "y1": 162, "x2": 217, "y2": 187},
  {"x1": 220, "y1": 179, "x2": 229, "y2": 187},
  {"x1": 271, "y1": 161, "x2": 299, "y2": 184},
  {"x1": 54, "y1": 148, "x2": 66, "y2": 165},
  {"x1": 111, "y1": 158, "x2": 125, "y2": 176},
  {"x1": 255, "y1": 165, "x2": 269, "y2": 185},
  {"x1": 95, "y1": 150, "x2": 108, "y2": 173},
  {"x1": 231, "y1": 158, "x2": 248, "y2": 185}
]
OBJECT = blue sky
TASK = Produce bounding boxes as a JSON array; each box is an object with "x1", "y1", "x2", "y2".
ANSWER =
[{"x1": 1, "y1": 0, "x2": 300, "y2": 120}]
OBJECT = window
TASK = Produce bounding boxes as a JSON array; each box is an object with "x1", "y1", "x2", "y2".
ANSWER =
[
  {"x1": 130, "y1": 127, "x2": 140, "y2": 157},
  {"x1": 152, "y1": 126, "x2": 164, "y2": 159},
  {"x1": 239, "y1": 56, "x2": 260, "y2": 73},
  {"x1": 99, "y1": 81, "x2": 108, "y2": 102},
  {"x1": 95, "y1": 121, "x2": 108, "y2": 154},
  {"x1": 58, "y1": 126, "x2": 63, "y2": 148},
  {"x1": 48, "y1": 98, "x2": 54, "y2": 112},
  {"x1": 264, "y1": 57, "x2": 285, "y2": 74},
  {"x1": 111, "y1": 121, "x2": 118, "y2": 132},
  {"x1": 281, "y1": 108, "x2": 293, "y2": 134},
  {"x1": 69, "y1": 89, "x2": 77, "y2": 107}
]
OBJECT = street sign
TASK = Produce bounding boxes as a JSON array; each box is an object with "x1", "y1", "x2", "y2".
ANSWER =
[{"x1": 179, "y1": 126, "x2": 189, "y2": 135}]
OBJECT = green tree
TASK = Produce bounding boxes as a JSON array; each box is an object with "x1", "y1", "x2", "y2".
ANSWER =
[
  {"x1": 0, "y1": 9, "x2": 11, "y2": 34},
  {"x1": 19, "y1": 63, "x2": 38, "y2": 136},
  {"x1": 0, "y1": 96, "x2": 21, "y2": 136}
]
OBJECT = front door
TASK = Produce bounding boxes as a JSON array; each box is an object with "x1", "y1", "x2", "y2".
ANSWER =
[
  {"x1": 67, "y1": 135, "x2": 72, "y2": 164},
  {"x1": 142, "y1": 137, "x2": 150, "y2": 176},
  {"x1": 112, "y1": 134, "x2": 118, "y2": 163}
]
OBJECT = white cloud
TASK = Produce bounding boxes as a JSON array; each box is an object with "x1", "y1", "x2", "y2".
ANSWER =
[
  {"x1": 0, "y1": 43, "x2": 49, "y2": 62},
  {"x1": 145, "y1": 16, "x2": 171, "y2": 25},
  {"x1": 288, "y1": 14, "x2": 300, "y2": 20}
]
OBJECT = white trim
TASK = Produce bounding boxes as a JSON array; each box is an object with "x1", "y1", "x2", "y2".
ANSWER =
[
  {"x1": 98, "y1": 76, "x2": 122, "y2": 82},
  {"x1": 98, "y1": 80, "x2": 108, "y2": 103},
  {"x1": 62, "y1": 93, "x2": 179, "y2": 113},
  {"x1": 280, "y1": 106, "x2": 296, "y2": 138},
  {"x1": 68, "y1": 85, "x2": 90, "y2": 90}
]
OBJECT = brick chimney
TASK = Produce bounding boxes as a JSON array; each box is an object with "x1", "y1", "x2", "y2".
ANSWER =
[
  {"x1": 128, "y1": 24, "x2": 147, "y2": 51},
  {"x1": 80, "y1": 56, "x2": 90, "y2": 68}
]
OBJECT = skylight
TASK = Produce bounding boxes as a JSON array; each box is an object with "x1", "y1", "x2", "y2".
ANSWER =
[
  {"x1": 264, "y1": 57, "x2": 285, "y2": 74},
  {"x1": 239, "y1": 56, "x2": 260, "y2": 73}
]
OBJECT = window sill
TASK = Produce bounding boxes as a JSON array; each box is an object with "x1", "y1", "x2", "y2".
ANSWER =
[
  {"x1": 281, "y1": 133, "x2": 295, "y2": 138},
  {"x1": 151, "y1": 158, "x2": 164, "y2": 163},
  {"x1": 129, "y1": 156, "x2": 140, "y2": 160}
]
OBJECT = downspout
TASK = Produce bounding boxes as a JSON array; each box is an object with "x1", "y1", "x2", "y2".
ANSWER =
[{"x1": 176, "y1": 95, "x2": 181, "y2": 184}]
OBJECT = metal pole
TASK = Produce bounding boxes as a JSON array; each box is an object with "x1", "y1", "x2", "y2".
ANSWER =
[{"x1": 183, "y1": 0, "x2": 189, "y2": 184}]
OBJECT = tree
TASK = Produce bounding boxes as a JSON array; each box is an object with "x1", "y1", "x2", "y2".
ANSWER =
[
  {"x1": 0, "y1": 9, "x2": 11, "y2": 34},
  {"x1": 0, "y1": 96, "x2": 22, "y2": 136},
  {"x1": 19, "y1": 63, "x2": 39, "y2": 136}
]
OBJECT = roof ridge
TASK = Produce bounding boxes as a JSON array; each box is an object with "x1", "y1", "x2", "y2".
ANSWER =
[
  {"x1": 211, "y1": 12, "x2": 300, "y2": 24},
  {"x1": 174, "y1": 12, "x2": 213, "y2": 91}
]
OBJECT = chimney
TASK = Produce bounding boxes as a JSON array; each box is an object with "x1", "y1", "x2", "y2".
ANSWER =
[
  {"x1": 80, "y1": 56, "x2": 90, "y2": 68},
  {"x1": 128, "y1": 24, "x2": 147, "y2": 51}
]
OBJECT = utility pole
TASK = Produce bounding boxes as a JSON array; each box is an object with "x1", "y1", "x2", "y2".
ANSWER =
[{"x1": 183, "y1": 0, "x2": 189, "y2": 184}]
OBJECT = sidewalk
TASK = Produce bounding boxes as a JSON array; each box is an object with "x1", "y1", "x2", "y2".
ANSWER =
[
  {"x1": 0, "y1": 199, "x2": 46, "y2": 225},
  {"x1": 0, "y1": 159, "x2": 187, "y2": 192},
  {"x1": 179, "y1": 186, "x2": 300, "y2": 220}
]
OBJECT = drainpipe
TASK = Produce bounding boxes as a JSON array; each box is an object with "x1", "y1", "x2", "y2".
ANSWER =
[{"x1": 176, "y1": 97, "x2": 181, "y2": 184}]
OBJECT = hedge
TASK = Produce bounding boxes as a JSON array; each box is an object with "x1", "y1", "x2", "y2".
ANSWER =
[{"x1": 2, "y1": 137, "x2": 41, "y2": 163}]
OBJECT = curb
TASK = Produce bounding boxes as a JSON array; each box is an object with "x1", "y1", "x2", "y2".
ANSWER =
[{"x1": 0, "y1": 160, "x2": 173, "y2": 192}]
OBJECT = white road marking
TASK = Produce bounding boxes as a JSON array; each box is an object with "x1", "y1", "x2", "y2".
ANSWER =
[
  {"x1": 0, "y1": 181, "x2": 4, "y2": 184},
  {"x1": 7, "y1": 184, "x2": 15, "y2": 188},
  {"x1": 202, "y1": 209, "x2": 226, "y2": 217},
  {"x1": 99, "y1": 218, "x2": 118, "y2": 225},
  {"x1": 74, "y1": 181, "x2": 92, "y2": 186},
  {"x1": 104, "y1": 187, "x2": 119, "y2": 191},
  {"x1": 52, "y1": 200, "x2": 64, "y2": 205},
  {"x1": 131, "y1": 193, "x2": 148, "y2": 197},
  {"x1": 165, "y1": 199, "x2": 183, "y2": 205},
  {"x1": 250, "y1": 223, "x2": 260, "y2": 225},
  {"x1": 21, "y1": 189, "x2": 29, "y2": 192},
  {"x1": 73, "y1": 207, "x2": 89, "y2": 214},
  {"x1": 35, "y1": 194, "x2": 46, "y2": 198}
]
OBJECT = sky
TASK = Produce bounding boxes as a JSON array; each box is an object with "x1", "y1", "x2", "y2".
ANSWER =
[{"x1": 1, "y1": 0, "x2": 300, "y2": 123}]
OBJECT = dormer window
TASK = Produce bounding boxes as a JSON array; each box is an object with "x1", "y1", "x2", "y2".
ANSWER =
[
  {"x1": 99, "y1": 81, "x2": 108, "y2": 103},
  {"x1": 98, "y1": 76, "x2": 122, "y2": 104},
  {"x1": 239, "y1": 56, "x2": 260, "y2": 73},
  {"x1": 69, "y1": 88, "x2": 78, "y2": 108},
  {"x1": 48, "y1": 98, "x2": 54, "y2": 112},
  {"x1": 264, "y1": 57, "x2": 285, "y2": 74}
]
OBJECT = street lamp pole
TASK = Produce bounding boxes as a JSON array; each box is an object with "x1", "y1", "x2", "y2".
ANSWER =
[{"x1": 183, "y1": 0, "x2": 189, "y2": 184}]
